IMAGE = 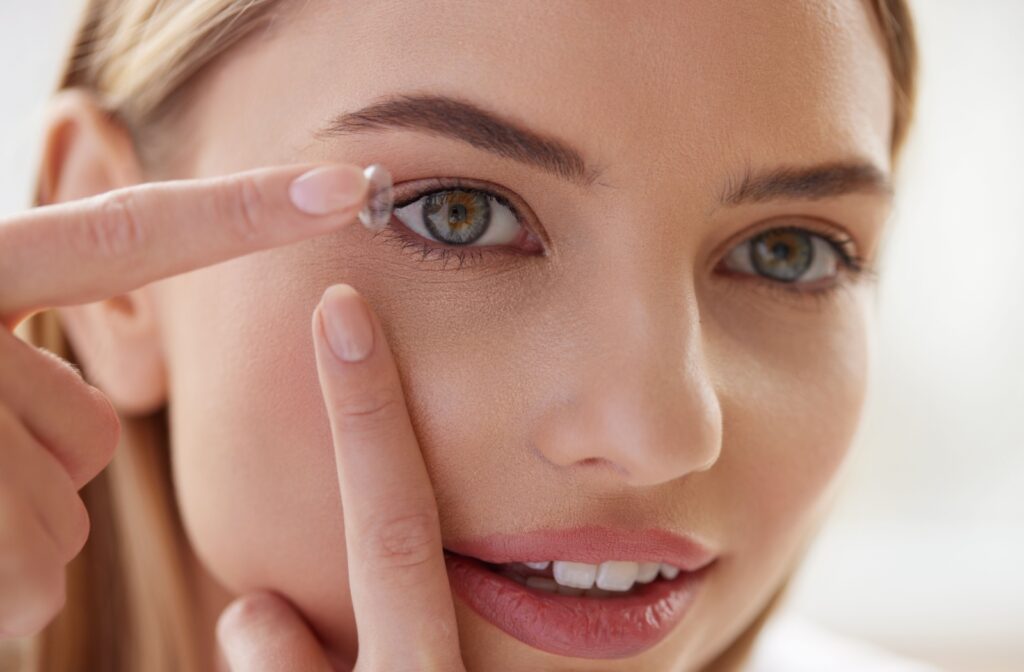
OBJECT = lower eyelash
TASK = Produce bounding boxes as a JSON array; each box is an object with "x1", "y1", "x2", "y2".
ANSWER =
[
  {"x1": 751, "y1": 271, "x2": 869, "y2": 310},
  {"x1": 732, "y1": 238, "x2": 880, "y2": 310},
  {"x1": 372, "y1": 223, "x2": 493, "y2": 271}
]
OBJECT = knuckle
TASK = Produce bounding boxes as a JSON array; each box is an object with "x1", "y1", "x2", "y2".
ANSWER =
[
  {"x1": 0, "y1": 508, "x2": 66, "y2": 638},
  {"x1": 364, "y1": 508, "x2": 441, "y2": 570},
  {"x1": 222, "y1": 175, "x2": 268, "y2": 242},
  {"x1": 335, "y1": 388, "x2": 403, "y2": 427},
  {"x1": 0, "y1": 564, "x2": 65, "y2": 639},
  {"x1": 90, "y1": 189, "x2": 146, "y2": 259}
]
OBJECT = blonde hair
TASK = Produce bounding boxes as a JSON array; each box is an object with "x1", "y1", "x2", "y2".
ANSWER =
[{"x1": 14, "y1": 1, "x2": 918, "y2": 670}]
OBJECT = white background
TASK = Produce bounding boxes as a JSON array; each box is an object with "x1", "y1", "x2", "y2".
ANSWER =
[{"x1": 1, "y1": 2, "x2": 1021, "y2": 670}]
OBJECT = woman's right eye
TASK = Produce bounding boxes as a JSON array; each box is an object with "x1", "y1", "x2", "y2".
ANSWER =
[{"x1": 393, "y1": 188, "x2": 525, "y2": 247}]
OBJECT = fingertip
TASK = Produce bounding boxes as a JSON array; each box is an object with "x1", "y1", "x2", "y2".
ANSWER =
[
  {"x1": 288, "y1": 164, "x2": 369, "y2": 217},
  {"x1": 318, "y1": 284, "x2": 374, "y2": 364},
  {"x1": 216, "y1": 591, "x2": 284, "y2": 668},
  {"x1": 217, "y1": 591, "x2": 283, "y2": 644},
  {"x1": 217, "y1": 592, "x2": 332, "y2": 672}
]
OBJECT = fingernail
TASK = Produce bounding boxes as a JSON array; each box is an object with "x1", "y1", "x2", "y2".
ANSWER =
[
  {"x1": 290, "y1": 165, "x2": 369, "y2": 216},
  {"x1": 320, "y1": 284, "x2": 374, "y2": 362}
]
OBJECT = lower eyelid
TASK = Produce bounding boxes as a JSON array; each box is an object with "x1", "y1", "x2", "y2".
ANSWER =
[{"x1": 374, "y1": 219, "x2": 512, "y2": 271}]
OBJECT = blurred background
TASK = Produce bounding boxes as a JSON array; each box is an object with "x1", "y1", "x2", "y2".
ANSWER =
[{"x1": 1, "y1": 1, "x2": 1021, "y2": 671}]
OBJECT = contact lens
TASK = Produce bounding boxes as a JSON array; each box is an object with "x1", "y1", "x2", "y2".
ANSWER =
[{"x1": 358, "y1": 164, "x2": 394, "y2": 231}]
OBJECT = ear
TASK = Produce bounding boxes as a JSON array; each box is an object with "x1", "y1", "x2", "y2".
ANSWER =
[{"x1": 41, "y1": 89, "x2": 167, "y2": 416}]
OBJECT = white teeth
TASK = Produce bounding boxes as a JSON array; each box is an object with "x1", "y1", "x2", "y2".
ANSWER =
[
  {"x1": 635, "y1": 562, "x2": 661, "y2": 584},
  {"x1": 595, "y1": 561, "x2": 639, "y2": 591},
  {"x1": 552, "y1": 561, "x2": 598, "y2": 589},
  {"x1": 525, "y1": 576, "x2": 559, "y2": 593},
  {"x1": 519, "y1": 559, "x2": 684, "y2": 593}
]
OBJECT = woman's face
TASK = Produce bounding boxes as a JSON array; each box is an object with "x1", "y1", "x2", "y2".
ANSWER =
[{"x1": 152, "y1": 0, "x2": 893, "y2": 669}]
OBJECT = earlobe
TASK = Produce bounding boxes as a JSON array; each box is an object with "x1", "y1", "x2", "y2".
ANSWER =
[{"x1": 41, "y1": 89, "x2": 168, "y2": 416}]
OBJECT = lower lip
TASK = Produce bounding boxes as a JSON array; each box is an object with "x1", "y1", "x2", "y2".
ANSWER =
[{"x1": 444, "y1": 553, "x2": 710, "y2": 659}]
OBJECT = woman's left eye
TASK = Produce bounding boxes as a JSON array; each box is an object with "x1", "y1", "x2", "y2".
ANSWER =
[
  {"x1": 393, "y1": 188, "x2": 523, "y2": 247},
  {"x1": 719, "y1": 226, "x2": 858, "y2": 286}
]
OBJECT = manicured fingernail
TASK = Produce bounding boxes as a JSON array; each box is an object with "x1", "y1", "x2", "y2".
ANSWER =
[
  {"x1": 290, "y1": 165, "x2": 369, "y2": 216},
  {"x1": 320, "y1": 285, "x2": 374, "y2": 362}
]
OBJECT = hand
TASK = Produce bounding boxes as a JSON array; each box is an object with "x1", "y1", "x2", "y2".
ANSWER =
[
  {"x1": 216, "y1": 285, "x2": 467, "y2": 671},
  {"x1": 0, "y1": 163, "x2": 371, "y2": 638}
]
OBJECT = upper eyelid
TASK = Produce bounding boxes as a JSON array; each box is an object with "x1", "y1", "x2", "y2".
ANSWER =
[
  {"x1": 391, "y1": 177, "x2": 524, "y2": 212},
  {"x1": 717, "y1": 217, "x2": 861, "y2": 260}
]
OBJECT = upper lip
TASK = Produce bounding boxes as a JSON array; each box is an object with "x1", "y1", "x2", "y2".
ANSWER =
[{"x1": 444, "y1": 525, "x2": 717, "y2": 572}]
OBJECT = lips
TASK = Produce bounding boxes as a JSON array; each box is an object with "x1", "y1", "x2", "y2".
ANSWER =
[{"x1": 443, "y1": 526, "x2": 716, "y2": 659}]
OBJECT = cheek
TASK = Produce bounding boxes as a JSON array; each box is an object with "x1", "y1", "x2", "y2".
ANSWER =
[
  {"x1": 160, "y1": 256, "x2": 361, "y2": 659},
  {"x1": 156, "y1": 241, "x2": 537, "y2": 659},
  {"x1": 726, "y1": 307, "x2": 869, "y2": 542},
  {"x1": 695, "y1": 288, "x2": 871, "y2": 644}
]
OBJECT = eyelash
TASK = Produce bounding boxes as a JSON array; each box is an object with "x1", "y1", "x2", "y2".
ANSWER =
[{"x1": 375, "y1": 179, "x2": 877, "y2": 304}]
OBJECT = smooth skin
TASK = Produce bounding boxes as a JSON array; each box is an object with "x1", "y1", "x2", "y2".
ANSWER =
[
  {"x1": 0, "y1": 164, "x2": 464, "y2": 668},
  {"x1": 7, "y1": 1, "x2": 894, "y2": 670}
]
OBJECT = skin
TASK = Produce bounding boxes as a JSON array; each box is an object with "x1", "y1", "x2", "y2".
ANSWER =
[{"x1": 2, "y1": 0, "x2": 894, "y2": 670}]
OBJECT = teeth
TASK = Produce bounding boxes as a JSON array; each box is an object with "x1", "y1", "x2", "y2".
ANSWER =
[
  {"x1": 635, "y1": 562, "x2": 661, "y2": 584},
  {"x1": 552, "y1": 561, "x2": 598, "y2": 589},
  {"x1": 525, "y1": 576, "x2": 559, "y2": 593},
  {"x1": 595, "y1": 561, "x2": 639, "y2": 591},
  {"x1": 517, "y1": 560, "x2": 685, "y2": 593}
]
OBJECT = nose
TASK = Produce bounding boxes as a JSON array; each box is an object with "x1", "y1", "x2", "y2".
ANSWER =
[{"x1": 531, "y1": 278, "x2": 722, "y2": 488}]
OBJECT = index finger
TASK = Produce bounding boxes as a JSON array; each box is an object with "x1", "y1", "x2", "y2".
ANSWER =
[
  {"x1": 0, "y1": 163, "x2": 369, "y2": 325},
  {"x1": 311, "y1": 285, "x2": 464, "y2": 671}
]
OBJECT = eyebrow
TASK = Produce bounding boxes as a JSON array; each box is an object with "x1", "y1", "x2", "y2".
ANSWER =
[
  {"x1": 721, "y1": 162, "x2": 893, "y2": 205},
  {"x1": 316, "y1": 94, "x2": 891, "y2": 204},
  {"x1": 315, "y1": 93, "x2": 599, "y2": 186}
]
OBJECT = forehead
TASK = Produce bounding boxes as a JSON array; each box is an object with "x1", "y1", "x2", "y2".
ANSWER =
[{"x1": 226, "y1": 0, "x2": 892, "y2": 180}]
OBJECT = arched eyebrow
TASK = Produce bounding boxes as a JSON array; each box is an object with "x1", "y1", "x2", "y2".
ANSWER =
[
  {"x1": 314, "y1": 93, "x2": 601, "y2": 187},
  {"x1": 315, "y1": 94, "x2": 892, "y2": 204}
]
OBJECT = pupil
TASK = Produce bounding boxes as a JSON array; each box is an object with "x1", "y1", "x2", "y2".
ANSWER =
[
  {"x1": 449, "y1": 203, "x2": 468, "y2": 225},
  {"x1": 771, "y1": 242, "x2": 790, "y2": 260}
]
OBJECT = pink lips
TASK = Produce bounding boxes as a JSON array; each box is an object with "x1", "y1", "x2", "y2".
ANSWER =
[{"x1": 444, "y1": 526, "x2": 717, "y2": 659}]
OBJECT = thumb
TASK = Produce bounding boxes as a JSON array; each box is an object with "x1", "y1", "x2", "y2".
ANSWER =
[{"x1": 217, "y1": 592, "x2": 335, "y2": 672}]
